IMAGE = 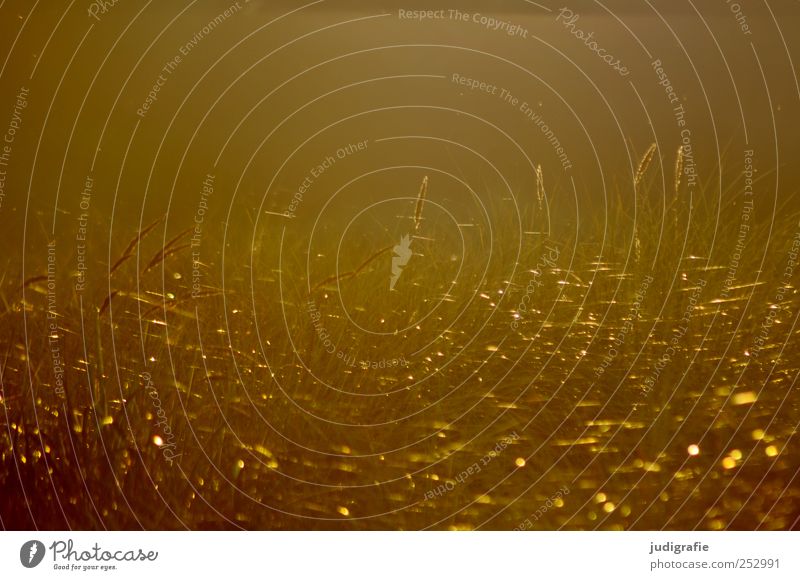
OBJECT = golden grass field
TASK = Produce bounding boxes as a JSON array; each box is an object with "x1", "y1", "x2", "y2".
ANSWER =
[{"x1": 2, "y1": 149, "x2": 799, "y2": 530}]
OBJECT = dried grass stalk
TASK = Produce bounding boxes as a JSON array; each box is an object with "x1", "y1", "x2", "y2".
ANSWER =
[
  {"x1": 98, "y1": 290, "x2": 120, "y2": 316},
  {"x1": 312, "y1": 244, "x2": 393, "y2": 292},
  {"x1": 142, "y1": 227, "x2": 193, "y2": 274},
  {"x1": 22, "y1": 274, "x2": 47, "y2": 289},
  {"x1": 110, "y1": 214, "x2": 165, "y2": 275}
]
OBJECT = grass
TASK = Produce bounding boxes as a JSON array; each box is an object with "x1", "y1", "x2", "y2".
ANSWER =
[{"x1": 2, "y1": 149, "x2": 800, "y2": 530}]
